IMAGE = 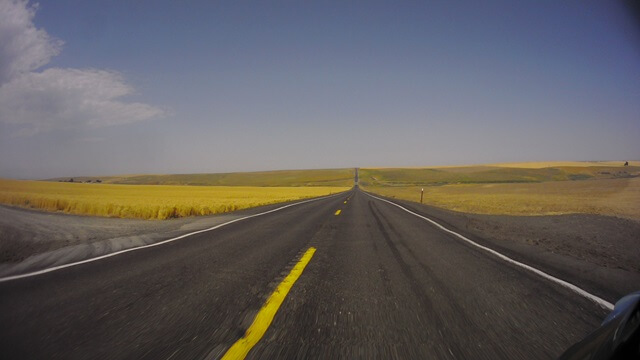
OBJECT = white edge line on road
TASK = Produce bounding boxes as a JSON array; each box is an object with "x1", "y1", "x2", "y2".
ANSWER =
[
  {"x1": 364, "y1": 192, "x2": 615, "y2": 311},
  {"x1": 0, "y1": 192, "x2": 344, "y2": 283}
]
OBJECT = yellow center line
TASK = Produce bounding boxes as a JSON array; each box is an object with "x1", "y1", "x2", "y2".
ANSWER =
[
  {"x1": 334, "y1": 209, "x2": 341, "y2": 215},
  {"x1": 221, "y1": 247, "x2": 316, "y2": 360}
]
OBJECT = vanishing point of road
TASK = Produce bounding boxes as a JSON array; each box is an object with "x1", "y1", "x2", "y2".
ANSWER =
[{"x1": 0, "y1": 187, "x2": 608, "y2": 359}]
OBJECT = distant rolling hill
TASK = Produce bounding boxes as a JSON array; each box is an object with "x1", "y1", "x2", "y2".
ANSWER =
[
  {"x1": 358, "y1": 162, "x2": 640, "y2": 220},
  {"x1": 359, "y1": 163, "x2": 639, "y2": 187},
  {"x1": 46, "y1": 168, "x2": 356, "y2": 187}
]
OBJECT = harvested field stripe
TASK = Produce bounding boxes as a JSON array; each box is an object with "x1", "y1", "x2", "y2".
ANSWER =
[
  {"x1": 221, "y1": 247, "x2": 316, "y2": 360},
  {"x1": 364, "y1": 192, "x2": 615, "y2": 311},
  {"x1": 0, "y1": 194, "x2": 340, "y2": 283}
]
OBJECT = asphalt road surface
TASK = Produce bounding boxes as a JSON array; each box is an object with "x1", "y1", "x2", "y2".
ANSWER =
[{"x1": 0, "y1": 188, "x2": 609, "y2": 359}]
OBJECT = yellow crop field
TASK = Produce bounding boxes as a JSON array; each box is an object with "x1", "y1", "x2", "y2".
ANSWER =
[
  {"x1": 363, "y1": 177, "x2": 640, "y2": 221},
  {"x1": 0, "y1": 178, "x2": 349, "y2": 220}
]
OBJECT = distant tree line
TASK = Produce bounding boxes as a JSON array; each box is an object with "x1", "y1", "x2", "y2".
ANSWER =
[{"x1": 58, "y1": 178, "x2": 102, "y2": 183}]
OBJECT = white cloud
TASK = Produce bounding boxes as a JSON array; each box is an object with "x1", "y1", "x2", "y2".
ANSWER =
[
  {"x1": 0, "y1": 0, "x2": 62, "y2": 85},
  {"x1": 0, "y1": 68, "x2": 165, "y2": 135},
  {"x1": 0, "y1": 0, "x2": 164, "y2": 136}
]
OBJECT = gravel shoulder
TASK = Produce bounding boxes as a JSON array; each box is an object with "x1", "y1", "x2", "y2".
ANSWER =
[
  {"x1": 375, "y1": 194, "x2": 640, "y2": 301},
  {"x1": 0, "y1": 200, "x2": 321, "y2": 278}
]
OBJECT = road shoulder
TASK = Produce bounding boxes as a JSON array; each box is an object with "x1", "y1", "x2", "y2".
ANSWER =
[
  {"x1": 362, "y1": 191, "x2": 640, "y2": 302},
  {"x1": 0, "y1": 195, "x2": 343, "y2": 279}
]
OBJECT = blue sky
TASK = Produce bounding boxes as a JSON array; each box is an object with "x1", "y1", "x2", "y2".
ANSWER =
[{"x1": 0, "y1": 0, "x2": 638, "y2": 178}]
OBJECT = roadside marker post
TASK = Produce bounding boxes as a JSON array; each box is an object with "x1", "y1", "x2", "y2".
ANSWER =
[{"x1": 420, "y1": 188, "x2": 424, "y2": 204}]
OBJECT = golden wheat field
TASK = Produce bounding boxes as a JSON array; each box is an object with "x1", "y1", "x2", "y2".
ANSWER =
[
  {"x1": 0, "y1": 178, "x2": 349, "y2": 220},
  {"x1": 363, "y1": 177, "x2": 640, "y2": 220}
]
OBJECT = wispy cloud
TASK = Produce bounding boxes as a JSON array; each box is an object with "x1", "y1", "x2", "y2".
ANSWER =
[
  {"x1": 0, "y1": 68, "x2": 165, "y2": 136},
  {"x1": 0, "y1": 0, "x2": 164, "y2": 136}
]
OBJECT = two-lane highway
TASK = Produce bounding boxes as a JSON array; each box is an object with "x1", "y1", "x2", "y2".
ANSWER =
[{"x1": 0, "y1": 188, "x2": 607, "y2": 359}]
